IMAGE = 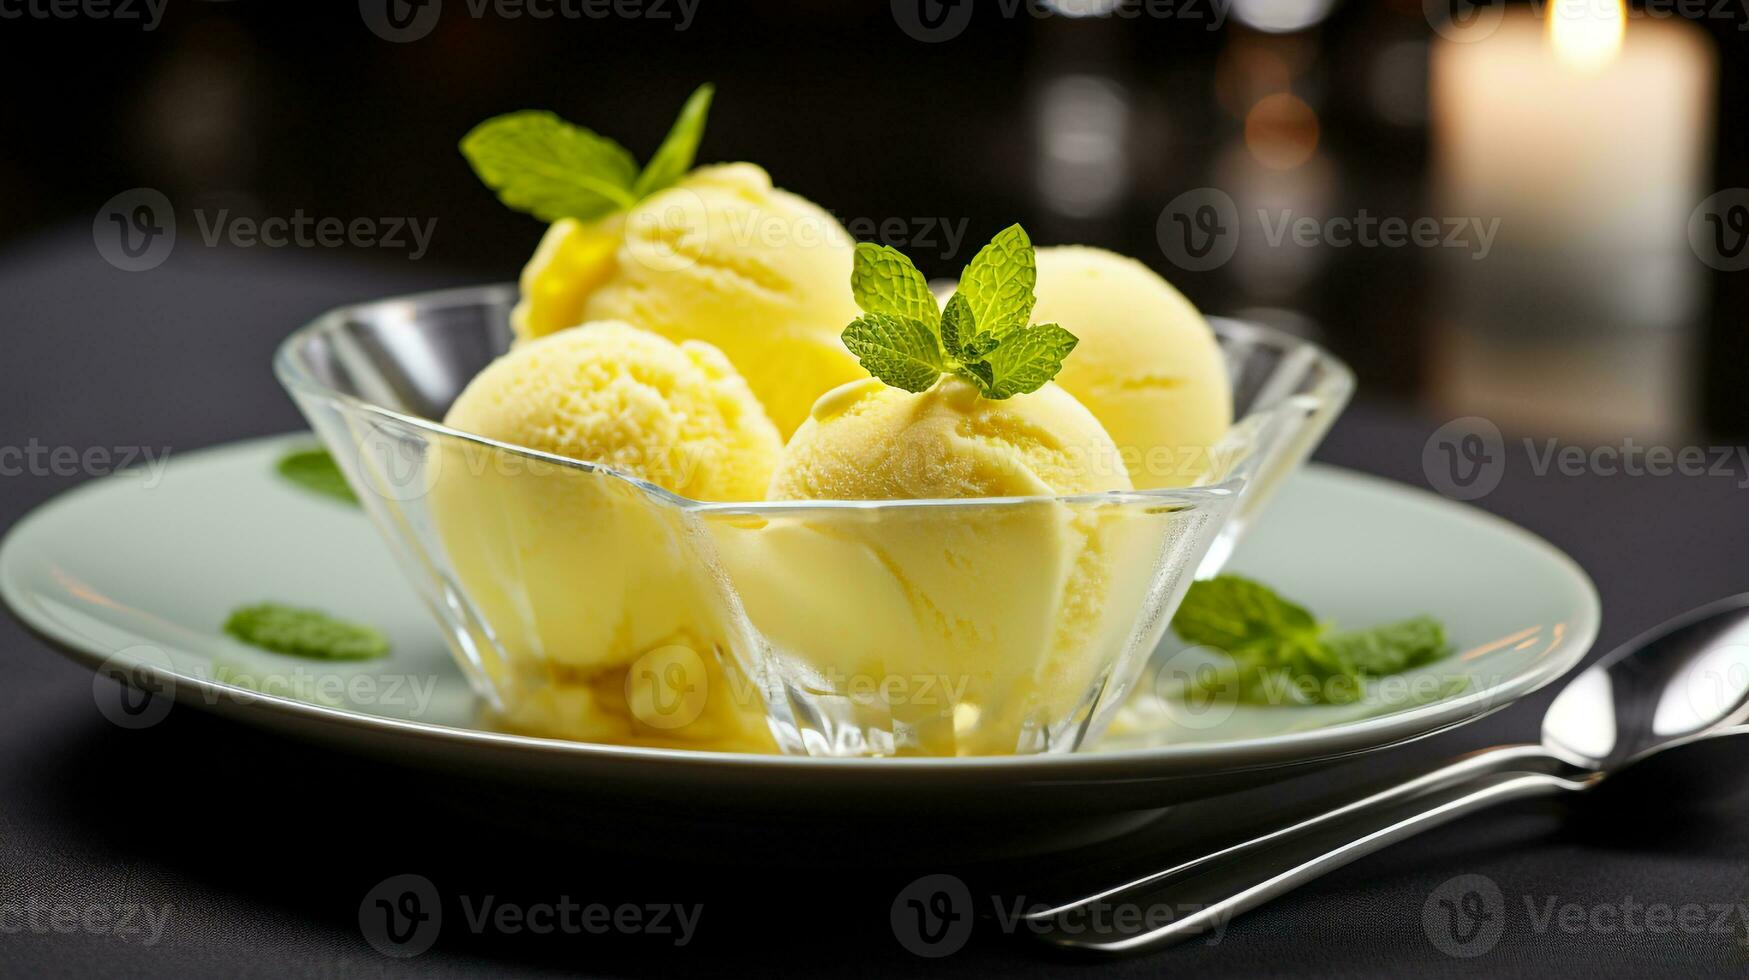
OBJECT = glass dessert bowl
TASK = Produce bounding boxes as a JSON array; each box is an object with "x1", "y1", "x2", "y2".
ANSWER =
[{"x1": 275, "y1": 284, "x2": 1352, "y2": 757}]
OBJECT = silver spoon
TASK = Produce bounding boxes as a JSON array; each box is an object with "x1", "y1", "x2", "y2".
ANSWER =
[{"x1": 1030, "y1": 594, "x2": 1749, "y2": 954}]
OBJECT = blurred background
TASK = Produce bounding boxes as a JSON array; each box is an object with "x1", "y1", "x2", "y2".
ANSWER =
[{"x1": 3, "y1": 0, "x2": 1746, "y2": 439}]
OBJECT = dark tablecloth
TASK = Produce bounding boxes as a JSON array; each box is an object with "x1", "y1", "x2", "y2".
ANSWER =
[{"x1": 4, "y1": 229, "x2": 1748, "y2": 978}]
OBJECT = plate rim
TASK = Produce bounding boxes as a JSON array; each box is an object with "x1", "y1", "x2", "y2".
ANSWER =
[{"x1": 0, "y1": 433, "x2": 1600, "y2": 778}]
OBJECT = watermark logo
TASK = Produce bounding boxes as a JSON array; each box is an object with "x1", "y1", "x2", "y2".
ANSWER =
[
  {"x1": 1424, "y1": 0, "x2": 1507, "y2": 42},
  {"x1": 1426, "y1": 424, "x2": 1749, "y2": 502},
  {"x1": 892, "y1": 0, "x2": 975, "y2": 42},
  {"x1": 1150, "y1": 643, "x2": 1483, "y2": 716},
  {"x1": 361, "y1": 0, "x2": 698, "y2": 41},
  {"x1": 889, "y1": 879, "x2": 1237, "y2": 957},
  {"x1": 210, "y1": 664, "x2": 442, "y2": 716},
  {"x1": 352, "y1": 422, "x2": 442, "y2": 503},
  {"x1": 1689, "y1": 189, "x2": 1749, "y2": 272},
  {"x1": 1673, "y1": 643, "x2": 1749, "y2": 733},
  {"x1": 892, "y1": 0, "x2": 1229, "y2": 41},
  {"x1": 1422, "y1": 416, "x2": 1506, "y2": 502},
  {"x1": 359, "y1": 876, "x2": 703, "y2": 954},
  {"x1": 360, "y1": 874, "x2": 442, "y2": 958},
  {"x1": 360, "y1": 0, "x2": 443, "y2": 42},
  {"x1": 1431, "y1": 0, "x2": 1749, "y2": 44},
  {"x1": 891, "y1": 874, "x2": 974, "y2": 958},
  {"x1": 618, "y1": 195, "x2": 972, "y2": 272},
  {"x1": 92, "y1": 645, "x2": 177, "y2": 730},
  {"x1": 1425, "y1": 876, "x2": 1749, "y2": 956},
  {"x1": 1157, "y1": 188, "x2": 1239, "y2": 273},
  {"x1": 95, "y1": 190, "x2": 436, "y2": 269},
  {"x1": 1424, "y1": 873, "x2": 1506, "y2": 958},
  {"x1": 1151, "y1": 644, "x2": 1240, "y2": 730},
  {"x1": 625, "y1": 644, "x2": 710, "y2": 730},
  {"x1": 1160, "y1": 194, "x2": 1501, "y2": 273},
  {"x1": 622, "y1": 186, "x2": 712, "y2": 274},
  {"x1": 94, "y1": 189, "x2": 176, "y2": 273}
]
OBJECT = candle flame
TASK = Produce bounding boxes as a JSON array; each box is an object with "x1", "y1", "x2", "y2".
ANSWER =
[{"x1": 1547, "y1": 0, "x2": 1626, "y2": 72}]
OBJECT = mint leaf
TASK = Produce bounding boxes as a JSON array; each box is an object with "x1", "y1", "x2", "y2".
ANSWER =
[
  {"x1": 841, "y1": 314, "x2": 944, "y2": 393},
  {"x1": 224, "y1": 603, "x2": 390, "y2": 660},
  {"x1": 634, "y1": 83, "x2": 715, "y2": 198},
  {"x1": 939, "y1": 291, "x2": 975, "y2": 359},
  {"x1": 276, "y1": 448, "x2": 357, "y2": 505},
  {"x1": 961, "y1": 331, "x2": 1001, "y2": 360},
  {"x1": 957, "y1": 224, "x2": 1036, "y2": 339},
  {"x1": 463, "y1": 86, "x2": 720, "y2": 222},
  {"x1": 1169, "y1": 576, "x2": 1453, "y2": 707},
  {"x1": 461, "y1": 110, "x2": 640, "y2": 221},
  {"x1": 843, "y1": 223, "x2": 1080, "y2": 400},
  {"x1": 1325, "y1": 616, "x2": 1450, "y2": 675},
  {"x1": 852, "y1": 243, "x2": 939, "y2": 324},
  {"x1": 973, "y1": 322, "x2": 1077, "y2": 399},
  {"x1": 1174, "y1": 575, "x2": 1320, "y2": 655}
]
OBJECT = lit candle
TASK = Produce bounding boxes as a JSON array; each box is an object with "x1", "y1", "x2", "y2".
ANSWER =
[{"x1": 1429, "y1": 0, "x2": 1715, "y2": 437}]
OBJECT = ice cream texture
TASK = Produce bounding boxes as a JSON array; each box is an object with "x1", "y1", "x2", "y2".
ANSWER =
[
  {"x1": 768, "y1": 376, "x2": 1131, "y2": 500},
  {"x1": 444, "y1": 320, "x2": 780, "y2": 501},
  {"x1": 433, "y1": 321, "x2": 779, "y2": 752},
  {"x1": 725, "y1": 377, "x2": 1159, "y2": 754},
  {"x1": 512, "y1": 163, "x2": 867, "y2": 436},
  {"x1": 1030, "y1": 246, "x2": 1232, "y2": 489}
]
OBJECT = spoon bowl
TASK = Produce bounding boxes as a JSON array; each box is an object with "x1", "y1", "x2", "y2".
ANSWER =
[
  {"x1": 1543, "y1": 593, "x2": 1749, "y2": 771},
  {"x1": 1035, "y1": 594, "x2": 1749, "y2": 954}
]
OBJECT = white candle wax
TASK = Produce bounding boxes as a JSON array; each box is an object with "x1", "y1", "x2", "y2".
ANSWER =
[
  {"x1": 1429, "y1": 7, "x2": 1716, "y2": 437},
  {"x1": 1433, "y1": 8, "x2": 1713, "y2": 259}
]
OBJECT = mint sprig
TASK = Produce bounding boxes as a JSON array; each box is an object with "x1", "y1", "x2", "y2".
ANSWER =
[
  {"x1": 842, "y1": 224, "x2": 1077, "y2": 400},
  {"x1": 461, "y1": 83, "x2": 715, "y2": 222},
  {"x1": 1170, "y1": 575, "x2": 1452, "y2": 705}
]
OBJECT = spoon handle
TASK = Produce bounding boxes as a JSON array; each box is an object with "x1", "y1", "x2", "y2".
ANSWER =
[{"x1": 1030, "y1": 745, "x2": 1596, "y2": 954}]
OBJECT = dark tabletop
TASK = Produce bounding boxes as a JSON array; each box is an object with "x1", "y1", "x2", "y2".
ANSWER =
[{"x1": 4, "y1": 228, "x2": 1749, "y2": 978}]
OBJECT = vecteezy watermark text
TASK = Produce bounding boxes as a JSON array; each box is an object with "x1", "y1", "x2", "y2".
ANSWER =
[
  {"x1": 1424, "y1": 873, "x2": 1749, "y2": 958},
  {"x1": 891, "y1": 0, "x2": 1232, "y2": 43},
  {"x1": 890, "y1": 873, "x2": 1231, "y2": 958},
  {"x1": 617, "y1": 193, "x2": 972, "y2": 263},
  {"x1": 359, "y1": 0, "x2": 699, "y2": 43},
  {"x1": 1157, "y1": 189, "x2": 1499, "y2": 272},
  {"x1": 95, "y1": 189, "x2": 436, "y2": 272},
  {"x1": 93, "y1": 648, "x2": 444, "y2": 731},
  {"x1": 0, "y1": 0, "x2": 167, "y2": 30},
  {"x1": 0, "y1": 440, "x2": 171, "y2": 486},
  {"x1": 457, "y1": 895, "x2": 701, "y2": 944},
  {"x1": 0, "y1": 899, "x2": 172, "y2": 946},
  {"x1": 1430, "y1": 0, "x2": 1749, "y2": 45},
  {"x1": 841, "y1": 215, "x2": 970, "y2": 261},
  {"x1": 359, "y1": 875, "x2": 700, "y2": 958},
  {"x1": 1422, "y1": 418, "x2": 1749, "y2": 502},
  {"x1": 192, "y1": 210, "x2": 436, "y2": 261}
]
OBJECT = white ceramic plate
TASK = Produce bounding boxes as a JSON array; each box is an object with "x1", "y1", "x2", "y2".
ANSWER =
[{"x1": 1, "y1": 435, "x2": 1597, "y2": 831}]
